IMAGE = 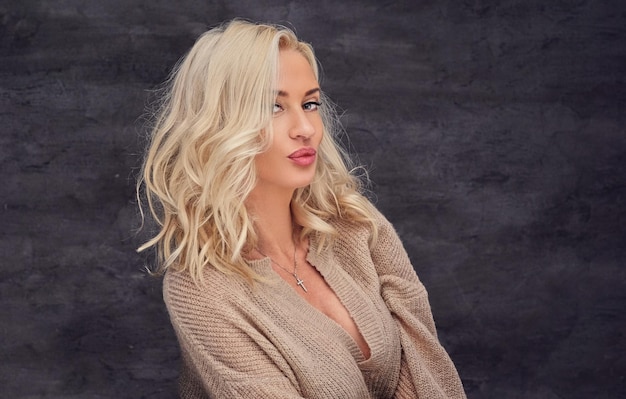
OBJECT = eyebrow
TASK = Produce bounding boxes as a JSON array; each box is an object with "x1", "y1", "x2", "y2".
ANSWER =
[{"x1": 276, "y1": 88, "x2": 320, "y2": 98}]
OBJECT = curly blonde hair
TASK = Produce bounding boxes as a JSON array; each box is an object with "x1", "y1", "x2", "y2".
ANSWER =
[{"x1": 138, "y1": 19, "x2": 377, "y2": 285}]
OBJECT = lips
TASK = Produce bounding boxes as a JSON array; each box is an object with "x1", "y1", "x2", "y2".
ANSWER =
[{"x1": 288, "y1": 147, "x2": 317, "y2": 166}]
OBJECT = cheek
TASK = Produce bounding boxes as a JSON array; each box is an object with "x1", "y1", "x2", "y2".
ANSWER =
[
  {"x1": 255, "y1": 141, "x2": 282, "y2": 173},
  {"x1": 315, "y1": 121, "x2": 324, "y2": 144},
  {"x1": 257, "y1": 128, "x2": 272, "y2": 149},
  {"x1": 270, "y1": 117, "x2": 288, "y2": 136},
  {"x1": 254, "y1": 146, "x2": 273, "y2": 168},
  {"x1": 312, "y1": 115, "x2": 324, "y2": 137}
]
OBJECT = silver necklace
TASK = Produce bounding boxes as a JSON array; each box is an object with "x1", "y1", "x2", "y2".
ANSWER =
[{"x1": 257, "y1": 243, "x2": 307, "y2": 293}]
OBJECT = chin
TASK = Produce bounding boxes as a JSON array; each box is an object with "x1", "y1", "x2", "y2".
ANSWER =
[{"x1": 291, "y1": 176, "x2": 316, "y2": 189}]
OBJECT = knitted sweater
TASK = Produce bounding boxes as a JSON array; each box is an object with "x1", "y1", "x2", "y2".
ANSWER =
[{"x1": 164, "y1": 210, "x2": 466, "y2": 398}]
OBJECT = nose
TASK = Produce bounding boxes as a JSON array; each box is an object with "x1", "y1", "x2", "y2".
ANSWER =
[{"x1": 289, "y1": 109, "x2": 315, "y2": 140}]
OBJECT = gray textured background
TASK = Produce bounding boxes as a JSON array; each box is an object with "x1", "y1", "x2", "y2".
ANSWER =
[{"x1": 2, "y1": 0, "x2": 625, "y2": 398}]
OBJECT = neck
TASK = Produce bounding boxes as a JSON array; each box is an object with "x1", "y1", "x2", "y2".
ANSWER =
[{"x1": 246, "y1": 185, "x2": 297, "y2": 257}]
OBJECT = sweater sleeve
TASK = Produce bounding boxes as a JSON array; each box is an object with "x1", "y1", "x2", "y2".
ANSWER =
[
  {"x1": 163, "y1": 271, "x2": 305, "y2": 399},
  {"x1": 369, "y1": 211, "x2": 466, "y2": 399}
]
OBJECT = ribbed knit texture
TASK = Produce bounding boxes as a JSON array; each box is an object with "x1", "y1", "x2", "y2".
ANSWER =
[{"x1": 164, "y1": 208, "x2": 466, "y2": 398}]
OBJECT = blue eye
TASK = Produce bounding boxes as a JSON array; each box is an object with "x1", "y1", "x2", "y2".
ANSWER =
[
  {"x1": 303, "y1": 101, "x2": 321, "y2": 111},
  {"x1": 273, "y1": 103, "x2": 283, "y2": 113}
]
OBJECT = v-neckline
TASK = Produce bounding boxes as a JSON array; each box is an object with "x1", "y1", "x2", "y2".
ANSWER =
[
  {"x1": 248, "y1": 233, "x2": 373, "y2": 363},
  {"x1": 303, "y1": 237, "x2": 372, "y2": 362}
]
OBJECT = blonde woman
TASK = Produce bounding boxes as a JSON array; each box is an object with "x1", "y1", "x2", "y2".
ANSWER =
[{"x1": 138, "y1": 19, "x2": 466, "y2": 399}]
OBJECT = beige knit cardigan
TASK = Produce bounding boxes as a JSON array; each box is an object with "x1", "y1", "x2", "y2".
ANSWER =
[{"x1": 164, "y1": 209, "x2": 466, "y2": 398}]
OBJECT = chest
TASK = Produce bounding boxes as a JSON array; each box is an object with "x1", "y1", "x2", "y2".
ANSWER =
[
  {"x1": 289, "y1": 259, "x2": 372, "y2": 359},
  {"x1": 259, "y1": 253, "x2": 402, "y2": 397}
]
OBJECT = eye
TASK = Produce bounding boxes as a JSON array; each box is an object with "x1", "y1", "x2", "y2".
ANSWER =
[
  {"x1": 303, "y1": 101, "x2": 321, "y2": 112},
  {"x1": 273, "y1": 103, "x2": 283, "y2": 114}
]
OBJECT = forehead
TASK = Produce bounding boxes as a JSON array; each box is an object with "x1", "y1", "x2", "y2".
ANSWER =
[{"x1": 277, "y1": 49, "x2": 318, "y2": 90}]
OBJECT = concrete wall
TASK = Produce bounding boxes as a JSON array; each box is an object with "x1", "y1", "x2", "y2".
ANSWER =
[{"x1": 2, "y1": 0, "x2": 625, "y2": 397}]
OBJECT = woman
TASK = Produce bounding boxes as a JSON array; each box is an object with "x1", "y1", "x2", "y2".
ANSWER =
[{"x1": 138, "y1": 19, "x2": 466, "y2": 398}]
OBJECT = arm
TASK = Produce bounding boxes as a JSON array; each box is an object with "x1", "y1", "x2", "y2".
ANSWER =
[
  {"x1": 370, "y1": 212, "x2": 438, "y2": 336},
  {"x1": 369, "y1": 211, "x2": 466, "y2": 399},
  {"x1": 163, "y1": 272, "x2": 305, "y2": 399}
]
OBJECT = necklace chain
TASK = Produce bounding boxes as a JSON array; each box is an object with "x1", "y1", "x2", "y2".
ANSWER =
[{"x1": 256, "y1": 240, "x2": 308, "y2": 293}]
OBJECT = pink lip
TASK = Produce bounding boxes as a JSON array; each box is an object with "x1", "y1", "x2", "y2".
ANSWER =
[{"x1": 288, "y1": 148, "x2": 317, "y2": 166}]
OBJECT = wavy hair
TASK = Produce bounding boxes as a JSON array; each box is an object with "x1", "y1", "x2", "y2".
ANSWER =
[{"x1": 137, "y1": 20, "x2": 377, "y2": 285}]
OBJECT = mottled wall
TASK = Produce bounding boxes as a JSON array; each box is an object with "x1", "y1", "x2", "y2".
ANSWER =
[{"x1": 1, "y1": 0, "x2": 625, "y2": 398}]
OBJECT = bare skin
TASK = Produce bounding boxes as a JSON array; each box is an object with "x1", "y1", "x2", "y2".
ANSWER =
[{"x1": 246, "y1": 49, "x2": 370, "y2": 360}]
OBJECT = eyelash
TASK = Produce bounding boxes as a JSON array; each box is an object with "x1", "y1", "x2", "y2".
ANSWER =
[
  {"x1": 273, "y1": 101, "x2": 322, "y2": 113},
  {"x1": 303, "y1": 101, "x2": 322, "y2": 111}
]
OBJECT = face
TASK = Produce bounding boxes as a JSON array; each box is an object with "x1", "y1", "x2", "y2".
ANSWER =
[{"x1": 254, "y1": 49, "x2": 323, "y2": 195}]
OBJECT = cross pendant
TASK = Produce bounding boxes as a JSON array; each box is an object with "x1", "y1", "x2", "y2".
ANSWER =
[{"x1": 295, "y1": 277, "x2": 308, "y2": 293}]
